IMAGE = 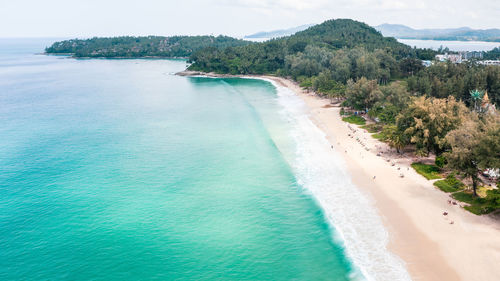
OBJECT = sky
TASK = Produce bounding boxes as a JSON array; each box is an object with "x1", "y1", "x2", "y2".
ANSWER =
[{"x1": 1, "y1": 0, "x2": 499, "y2": 38}]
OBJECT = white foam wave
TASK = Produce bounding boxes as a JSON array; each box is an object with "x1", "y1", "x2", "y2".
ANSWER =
[{"x1": 263, "y1": 79, "x2": 412, "y2": 281}]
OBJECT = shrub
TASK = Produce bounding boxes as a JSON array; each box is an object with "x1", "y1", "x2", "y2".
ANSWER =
[
  {"x1": 486, "y1": 189, "x2": 500, "y2": 207},
  {"x1": 342, "y1": 115, "x2": 366, "y2": 125},
  {"x1": 411, "y1": 163, "x2": 441, "y2": 180},
  {"x1": 452, "y1": 189, "x2": 500, "y2": 215},
  {"x1": 452, "y1": 191, "x2": 475, "y2": 204},
  {"x1": 299, "y1": 76, "x2": 314, "y2": 89},
  {"x1": 435, "y1": 155, "x2": 447, "y2": 168},
  {"x1": 433, "y1": 173, "x2": 464, "y2": 192},
  {"x1": 361, "y1": 123, "x2": 383, "y2": 133},
  {"x1": 372, "y1": 133, "x2": 385, "y2": 140}
]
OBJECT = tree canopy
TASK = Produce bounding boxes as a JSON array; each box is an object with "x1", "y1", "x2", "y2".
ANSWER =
[
  {"x1": 446, "y1": 114, "x2": 500, "y2": 196},
  {"x1": 188, "y1": 19, "x2": 436, "y2": 76},
  {"x1": 407, "y1": 62, "x2": 500, "y2": 106},
  {"x1": 396, "y1": 96, "x2": 469, "y2": 155},
  {"x1": 45, "y1": 36, "x2": 251, "y2": 58}
]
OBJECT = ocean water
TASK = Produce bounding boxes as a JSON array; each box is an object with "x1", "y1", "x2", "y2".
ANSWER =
[
  {"x1": 398, "y1": 39, "x2": 499, "y2": 52},
  {"x1": 247, "y1": 37, "x2": 499, "y2": 52},
  {"x1": 0, "y1": 39, "x2": 410, "y2": 281}
]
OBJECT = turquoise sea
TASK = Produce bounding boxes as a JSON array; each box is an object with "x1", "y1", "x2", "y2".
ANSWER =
[
  {"x1": 0, "y1": 39, "x2": 413, "y2": 281},
  {"x1": 0, "y1": 39, "x2": 358, "y2": 280}
]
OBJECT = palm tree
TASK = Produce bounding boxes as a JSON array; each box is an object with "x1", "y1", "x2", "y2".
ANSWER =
[
  {"x1": 470, "y1": 89, "x2": 484, "y2": 112},
  {"x1": 383, "y1": 124, "x2": 408, "y2": 153}
]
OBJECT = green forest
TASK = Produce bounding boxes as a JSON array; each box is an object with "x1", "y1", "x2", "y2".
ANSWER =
[
  {"x1": 189, "y1": 19, "x2": 436, "y2": 75},
  {"x1": 45, "y1": 36, "x2": 251, "y2": 58}
]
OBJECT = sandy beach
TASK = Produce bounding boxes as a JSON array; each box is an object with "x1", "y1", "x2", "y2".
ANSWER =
[
  {"x1": 178, "y1": 71, "x2": 500, "y2": 281},
  {"x1": 266, "y1": 76, "x2": 500, "y2": 281}
]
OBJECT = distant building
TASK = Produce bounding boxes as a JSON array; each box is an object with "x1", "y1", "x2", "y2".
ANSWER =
[
  {"x1": 435, "y1": 51, "x2": 496, "y2": 64},
  {"x1": 421, "y1": 60, "x2": 432, "y2": 67},
  {"x1": 435, "y1": 54, "x2": 446, "y2": 61},
  {"x1": 478, "y1": 60, "x2": 500, "y2": 66},
  {"x1": 460, "y1": 51, "x2": 483, "y2": 60},
  {"x1": 447, "y1": 54, "x2": 462, "y2": 63},
  {"x1": 483, "y1": 168, "x2": 499, "y2": 180},
  {"x1": 435, "y1": 53, "x2": 462, "y2": 63}
]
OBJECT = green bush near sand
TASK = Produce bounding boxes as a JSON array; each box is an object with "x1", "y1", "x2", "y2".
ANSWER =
[
  {"x1": 452, "y1": 191, "x2": 475, "y2": 203},
  {"x1": 411, "y1": 163, "x2": 441, "y2": 180},
  {"x1": 358, "y1": 124, "x2": 388, "y2": 140},
  {"x1": 342, "y1": 115, "x2": 366, "y2": 125},
  {"x1": 371, "y1": 132, "x2": 386, "y2": 140},
  {"x1": 433, "y1": 174, "x2": 464, "y2": 193},
  {"x1": 360, "y1": 124, "x2": 382, "y2": 133},
  {"x1": 452, "y1": 190, "x2": 500, "y2": 215}
]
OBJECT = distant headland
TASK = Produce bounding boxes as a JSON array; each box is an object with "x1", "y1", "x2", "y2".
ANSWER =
[
  {"x1": 44, "y1": 35, "x2": 250, "y2": 58},
  {"x1": 375, "y1": 23, "x2": 500, "y2": 42}
]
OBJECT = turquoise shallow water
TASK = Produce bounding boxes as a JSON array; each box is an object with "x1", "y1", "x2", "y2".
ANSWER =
[{"x1": 0, "y1": 39, "x2": 355, "y2": 280}]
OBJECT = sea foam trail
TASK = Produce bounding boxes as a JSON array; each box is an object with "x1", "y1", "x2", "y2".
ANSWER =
[{"x1": 264, "y1": 79, "x2": 412, "y2": 281}]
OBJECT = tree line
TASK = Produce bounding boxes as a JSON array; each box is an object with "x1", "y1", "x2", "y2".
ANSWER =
[
  {"x1": 45, "y1": 36, "x2": 251, "y2": 58},
  {"x1": 484, "y1": 47, "x2": 500, "y2": 60}
]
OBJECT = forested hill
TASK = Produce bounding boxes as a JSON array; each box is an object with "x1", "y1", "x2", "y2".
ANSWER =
[
  {"x1": 45, "y1": 36, "x2": 251, "y2": 58},
  {"x1": 188, "y1": 19, "x2": 436, "y2": 75},
  {"x1": 291, "y1": 19, "x2": 407, "y2": 52}
]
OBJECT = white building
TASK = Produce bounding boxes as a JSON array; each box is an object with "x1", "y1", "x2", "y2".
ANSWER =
[
  {"x1": 435, "y1": 53, "x2": 462, "y2": 63},
  {"x1": 478, "y1": 60, "x2": 500, "y2": 66},
  {"x1": 422, "y1": 60, "x2": 432, "y2": 67}
]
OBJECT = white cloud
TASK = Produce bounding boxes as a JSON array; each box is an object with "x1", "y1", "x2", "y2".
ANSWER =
[
  {"x1": 222, "y1": 0, "x2": 330, "y2": 11},
  {"x1": 0, "y1": 0, "x2": 498, "y2": 37}
]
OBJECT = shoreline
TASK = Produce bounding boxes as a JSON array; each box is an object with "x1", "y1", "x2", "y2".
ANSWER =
[
  {"x1": 178, "y1": 70, "x2": 500, "y2": 281},
  {"x1": 44, "y1": 53, "x2": 189, "y2": 59},
  {"x1": 268, "y1": 76, "x2": 500, "y2": 281}
]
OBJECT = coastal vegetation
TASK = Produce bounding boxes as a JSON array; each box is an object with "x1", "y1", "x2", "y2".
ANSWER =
[
  {"x1": 434, "y1": 174, "x2": 465, "y2": 193},
  {"x1": 342, "y1": 115, "x2": 366, "y2": 125},
  {"x1": 360, "y1": 124, "x2": 382, "y2": 133},
  {"x1": 411, "y1": 163, "x2": 442, "y2": 180},
  {"x1": 445, "y1": 114, "x2": 500, "y2": 196},
  {"x1": 371, "y1": 133, "x2": 385, "y2": 140},
  {"x1": 452, "y1": 189, "x2": 500, "y2": 215},
  {"x1": 45, "y1": 36, "x2": 251, "y2": 58}
]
